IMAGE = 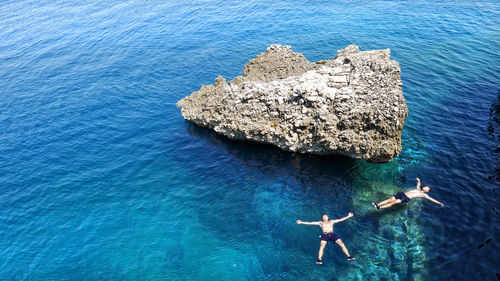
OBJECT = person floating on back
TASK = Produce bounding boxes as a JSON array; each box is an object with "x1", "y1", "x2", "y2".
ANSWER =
[
  {"x1": 296, "y1": 212, "x2": 355, "y2": 264},
  {"x1": 372, "y1": 178, "x2": 444, "y2": 210}
]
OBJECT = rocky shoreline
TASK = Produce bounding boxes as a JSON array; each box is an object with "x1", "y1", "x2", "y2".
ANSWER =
[{"x1": 177, "y1": 44, "x2": 407, "y2": 162}]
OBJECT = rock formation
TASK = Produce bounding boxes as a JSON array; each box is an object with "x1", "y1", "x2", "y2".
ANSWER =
[{"x1": 177, "y1": 44, "x2": 407, "y2": 162}]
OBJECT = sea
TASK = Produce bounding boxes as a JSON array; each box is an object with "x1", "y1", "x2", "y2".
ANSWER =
[{"x1": 0, "y1": 0, "x2": 499, "y2": 280}]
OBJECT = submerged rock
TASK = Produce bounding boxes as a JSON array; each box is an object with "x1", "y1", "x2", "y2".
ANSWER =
[{"x1": 177, "y1": 44, "x2": 408, "y2": 162}]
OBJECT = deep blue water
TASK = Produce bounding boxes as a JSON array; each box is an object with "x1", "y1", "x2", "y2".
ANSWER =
[{"x1": 0, "y1": 0, "x2": 499, "y2": 280}]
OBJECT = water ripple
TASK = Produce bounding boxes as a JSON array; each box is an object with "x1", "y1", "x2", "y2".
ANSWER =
[{"x1": 0, "y1": 0, "x2": 499, "y2": 280}]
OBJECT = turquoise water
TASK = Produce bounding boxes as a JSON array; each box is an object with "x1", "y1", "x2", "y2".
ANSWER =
[{"x1": 1, "y1": 0, "x2": 499, "y2": 280}]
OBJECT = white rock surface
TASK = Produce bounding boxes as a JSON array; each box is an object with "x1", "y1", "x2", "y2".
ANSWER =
[{"x1": 177, "y1": 44, "x2": 408, "y2": 162}]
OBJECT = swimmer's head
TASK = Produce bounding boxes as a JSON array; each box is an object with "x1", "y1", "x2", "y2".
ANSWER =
[
  {"x1": 321, "y1": 214, "x2": 329, "y2": 221},
  {"x1": 423, "y1": 186, "x2": 431, "y2": 192}
]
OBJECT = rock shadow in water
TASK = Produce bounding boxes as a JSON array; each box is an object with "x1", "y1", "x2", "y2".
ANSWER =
[{"x1": 185, "y1": 122, "x2": 362, "y2": 189}]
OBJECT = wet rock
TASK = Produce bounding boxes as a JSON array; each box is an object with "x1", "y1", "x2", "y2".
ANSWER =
[{"x1": 177, "y1": 44, "x2": 408, "y2": 162}]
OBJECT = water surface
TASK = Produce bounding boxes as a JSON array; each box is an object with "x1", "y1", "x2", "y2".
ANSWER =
[{"x1": 0, "y1": 0, "x2": 499, "y2": 280}]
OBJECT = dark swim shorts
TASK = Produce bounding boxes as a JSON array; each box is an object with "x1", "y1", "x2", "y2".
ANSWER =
[
  {"x1": 320, "y1": 232, "x2": 340, "y2": 242},
  {"x1": 394, "y1": 192, "x2": 411, "y2": 203}
]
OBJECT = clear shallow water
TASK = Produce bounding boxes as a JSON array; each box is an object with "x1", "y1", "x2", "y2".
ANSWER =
[{"x1": 0, "y1": 0, "x2": 499, "y2": 280}]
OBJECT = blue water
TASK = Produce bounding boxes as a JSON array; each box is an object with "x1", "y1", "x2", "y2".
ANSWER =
[{"x1": 0, "y1": 0, "x2": 499, "y2": 280}]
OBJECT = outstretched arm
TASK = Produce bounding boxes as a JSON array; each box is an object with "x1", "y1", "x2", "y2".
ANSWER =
[
  {"x1": 416, "y1": 178, "x2": 421, "y2": 191},
  {"x1": 332, "y1": 212, "x2": 354, "y2": 223},
  {"x1": 424, "y1": 195, "x2": 444, "y2": 207},
  {"x1": 296, "y1": 220, "x2": 320, "y2": 226}
]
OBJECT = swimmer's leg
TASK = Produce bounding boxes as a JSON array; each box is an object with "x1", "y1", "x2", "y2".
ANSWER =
[
  {"x1": 317, "y1": 240, "x2": 327, "y2": 263},
  {"x1": 380, "y1": 199, "x2": 402, "y2": 209},
  {"x1": 377, "y1": 196, "x2": 396, "y2": 207},
  {"x1": 335, "y1": 239, "x2": 351, "y2": 257}
]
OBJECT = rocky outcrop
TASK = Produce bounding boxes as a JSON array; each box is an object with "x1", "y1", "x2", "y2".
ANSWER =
[{"x1": 177, "y1": 44, "x2": 407, "y2": 162}]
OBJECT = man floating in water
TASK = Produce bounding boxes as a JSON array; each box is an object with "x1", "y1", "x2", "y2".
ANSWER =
[
  {"x1": 296, "y1": 212, "x2": 355, "y2": 264},
  {"x1": 372, "y1": 178, "x2": 444, "y2": 210}
]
